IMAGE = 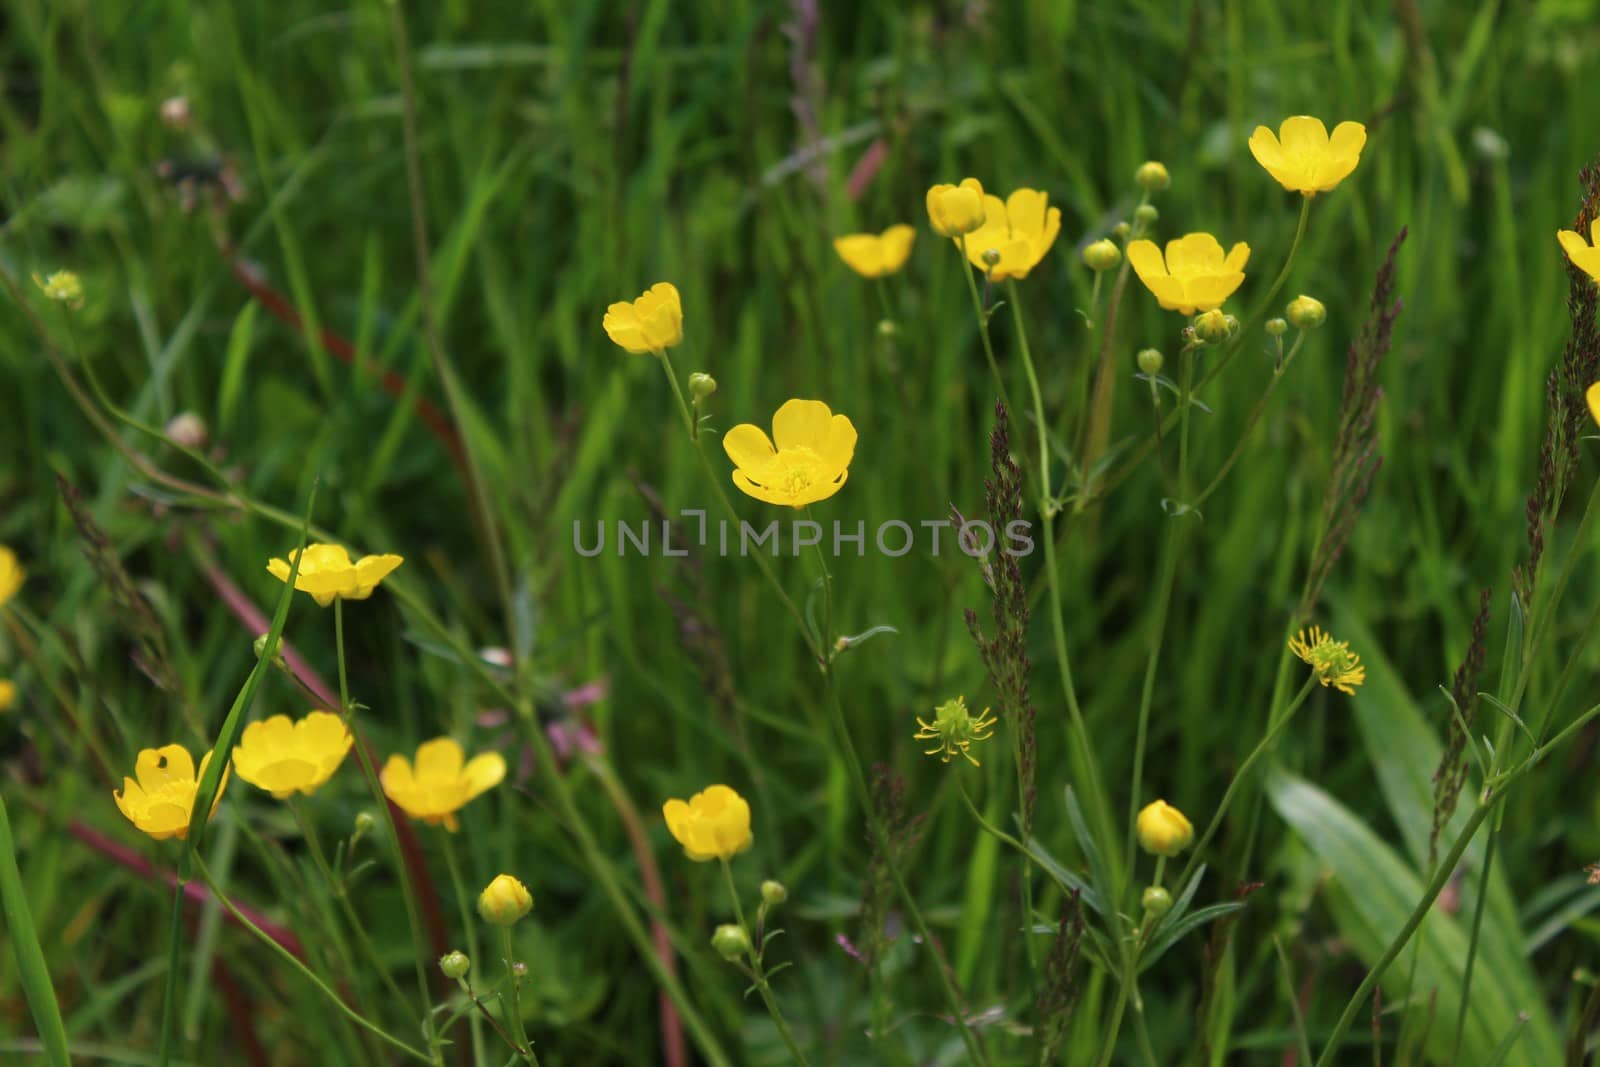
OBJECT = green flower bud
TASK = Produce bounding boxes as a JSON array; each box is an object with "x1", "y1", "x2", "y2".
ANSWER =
[
  {"x1": 981, "y1": 248, "x2": 1002, "y2": 269},
  {"x1": 1141, "y1": 886, "x2": 1173, "y2": 918},
  {"x1": 1286, "y1": 295, "x2": 1327, "y2": 330},
  {"x1": 1082, "y1": 239, "x2": 1122, "y2": 272},
  {"x1": 877, "y1": 319, "x2": 898, "y2": 338},
  {"x1": 1134, "y1": 204, "x2": 1159, "y2": 226},
  {"x1": 438, "y1": 951, "x2": 471, "y2": 980},
  {"x1": 353, "y1": 811, "x2": 377, "y2": 837},
  {"x1": 1265, "y1": 318, "x2": 1289, "y2": 337},
  {"x1": 688, "y1": 372, "x2": 717, "y2": 401},
  {"x1": 761, "y1": 880, "x2": 788, "y2": 907},
  {"x1": 1193, "y1": 309, "x2": 1231, "y2": 344},
  {"x1": 1135, "y1": 161, "x2": 1171, "y2": 192},
  {"x1": 711, "y1": 923, "x2": 751, "y2": 960},
  {"x1": 1137, "y1": 349, "x2": 1164, "y2": 376},
  {"x1": 1112, "y1": 221, "x2": 1131, "y2": 241}
]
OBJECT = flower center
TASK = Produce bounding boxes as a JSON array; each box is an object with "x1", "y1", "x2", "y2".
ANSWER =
[{"x1": 768, "y1": 448, "x2": 823, "y2": 495}]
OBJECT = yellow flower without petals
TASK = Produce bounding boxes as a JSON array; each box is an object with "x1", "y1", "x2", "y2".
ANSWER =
[
  {"x1": 232, "y1": 711, "x2": 353, "y2": 799},
  {"x1": 925, "y1": 178, "x2": 987, "y2": 237},
  {"x1": 961, "y1": 188, "x2": 1063, "y2": 281},
  {"x1": 113, "y1": 744, "x2": 229, "y2": 841},
  {"x1": 0, "y1": 546, "x2": 24, "y2": 608},
  {"x1": 380, "y1": 737, "x2": 506, "y2": 832},
  {"x1": 662, "y1": 784, "x2": 753, "y2": 862},
  {"x1": 722, "y1": 398, "x2": 857, "y2": 509},
  {"x1": 603, "y1": 282, "x2": 684, "y2": 354},
  {"x1": 914, "y1": 695, "x2": 998, "y2": 766},
  {"x1": 1288, "y1": 625, "x2": 1366, "y2": 694},
  {"x1": 1136, "y1": 799, "x2": 1194, "y2": 857},
  {"x1": 833, "y1": 225, "x2": 916, "y2": 279},
  {"x1": 1126, "y1": 233, "x2": 1250, "y2": 315},
  {"x1": 32, "y1": 270, "x2": 84, "y2": 308},
  {"x1": 0, "y1": 680, "x2": 14, "y2": 712},
  {"x1": 266, "y1": 544, "x2": 404, "y2": 608},
  {"x1": 1248, "y1": 116, "x2": 1367, "y2": 196},
  {"x1": 1558, "y1": 221, "x2": 1600, "y2": 284}
]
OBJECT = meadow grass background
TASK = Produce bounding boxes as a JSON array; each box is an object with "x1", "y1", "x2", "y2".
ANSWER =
[{"x1": 4, "y1": 1, "x2": 1600, "y2": 1063}]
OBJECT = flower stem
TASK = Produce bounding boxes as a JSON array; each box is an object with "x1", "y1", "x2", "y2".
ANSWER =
[
  {"x1": 499, "y1": 926, "x2": 538, "y2": 1064},
  {"x1": 1007, "y1": 278, "x2": 1121, "y2": 891},
  {"x1": 956, "y1": 236, "x2": 1013, "y2": 413},
  {"x1": 192, "y1": 855, "x2": 435, "y2": 1064},
  {"x1": 335, "y1": 599, "x2": 441, "y2": 1063},
  {"x1": 156, "y1": 879, "x2": 186, "y2": 1067},
  {"x1": 441, "y1": 833, "x2": 488, "y2": 1067},
  {"x1": 720, "y1": 860, "x2": 808, "y2": 1066}
]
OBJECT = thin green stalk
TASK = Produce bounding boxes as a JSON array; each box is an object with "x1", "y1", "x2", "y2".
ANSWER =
[
  {"x1": 719, "y1": 860, "x2": 808, "y2": 1066},
  {"x1": 1174, "y1": 675, "x2": 1318, "y2": 894},
  {"x1": 1450, "y1": 821, "x2": 1497, "y2": 1063},
  {"x1": 1124, "y1": 519, "x2": 1182, "y2": 887},
  {"x1": 1007, "y1": 278, "x2": 1120, "y2": 888},
  {"x1": 192, "y1": 855, "x2": 435, "y2": 1064},
  {"x1": 1191, "y1": 332, "x2": 1306, "y2": 509},
  {"x1": 656, "y1": 348, "x2": 823, "y2": 664},
  {"x1": 157, "y1": 881, "x2": 186, "y2": 1067},
  {"x1": 499, "y1": 927, "x2": 537, "y2": 1064},
  {"x1": 1274, "y1": 936, "x2": 1315, "y2": 1067},
  {"x1": 0, "y1": 794, "x2": 69, "y2": 1067},
  {"x1": 441, "y1": 835, "x2": 488, "y2": 1067},
  {"x1": 336, "y1": 599, "x2": 440, "y2": 1062},
  {"x1": 956, "y1": 236, "x2": 1013, "y2": 412}
]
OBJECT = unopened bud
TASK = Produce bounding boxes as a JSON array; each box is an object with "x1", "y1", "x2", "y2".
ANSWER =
[
  {"x1": 711, "y1": 923, "x2": 751, "y2": 960},
  {"x1": 1265, "y1": 318, "x2": 1288, "y2": 337},
  {"x1": 981, "y1": 248, "x2": 1001, "y2": 268},
  {"x1": 439, "y1": 951, "x2": 471, "y2": 980},
  {"x1": 761, "y1": 880, "x2": 788, "y2": 907},
  {"x1": 1286, "y1": 295, "x2": 1326, "y2": 330},
  {"x1": 353, "y1": 811, "x2": 377, "y2": 838},
  {"x1": 1112, "y1": 221, "x2": 1131, "y2": 241},
  {"x1": 1137, "y1": 349, "x2": 1164, "y2": 376},
  {"x1": 1082, "y1": 239, "x2": 1121, "y2": 272},
  {"x1": 876, "y1": 319, "x2": 897, "y2": 338},
  {"x1": 1193, "y1": 309, "x2": 1231, "y2": 344},
  {"x1": 478, "y1": 874, "x2": 533, "y2": 927},
  {"x1": 689, "y1": 372, "x2": 717, "y2": 401},
  {"x1": 252, "y1": 634, "x2": 286, "y2": 669},
  {"x1": 1135, "y1": 161, "x2": 1171, "y2": 192},
  {"x1": 1141, "y1": 886, "x2": 1173, "y2": 917},
  {"x1": 511, "y1": 961, "x2": 528, "y2": 978},
  {"x1": 1134, "y1": 204, "x2": 1159, "y2": 226}
]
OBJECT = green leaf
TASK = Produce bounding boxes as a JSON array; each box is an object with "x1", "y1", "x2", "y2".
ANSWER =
[{"x1": 1267, "y1": 770, "x2": 1559, "y2": 1067}]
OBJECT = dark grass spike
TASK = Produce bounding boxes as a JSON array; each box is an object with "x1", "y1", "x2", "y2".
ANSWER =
[{"x1": 1034, "y1": 890, "x2": 1084, "y2": 1064}]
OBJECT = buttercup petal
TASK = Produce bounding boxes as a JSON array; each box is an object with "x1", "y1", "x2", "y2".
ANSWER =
[
  {"x1": 877, "y1": 225, "x2": 916, "y2": 273},
  {"x1": 1558, "y1": 229, "x2": 1591, "y2": 262},
  {"x1": 461, "y1": 752, "x2": 507, "y2": 800},
  {"x1": 136, "y1": 744, "x2": 196, "y2": 793},
  {"x1": 380, "y1": 754, "x2": 416, "y2": 793},
  {"x1": 771, "y1": 399, "x2": 835, "y2": 452},
  {"x1": 722, "y1": 423, "x2": 777, "y2": 473},
  {"x1": 1125, "y1": 239, "x2": 1169, "y2": 281},
  {"x1": 1587, "y1": 383, "x2": 1600, "y2": 429},
  {"x1": 1278, "y1": 115, "x2": 1329, "y2": 153},
  {"x1": 414, "y1": 737, "x2": 466, "y2": 781},
  {"x1": 731, "y1": 469, "x2": 794, "y2": 507},
  {"x1": 817, "y1": 414, "x2": 858, "y2": 476},
  {"x1": 1004, "y1": 189, "x2": 1050, "y2": 239},
  {"x1": 1247, "y1": 126, "x2": 1284, "y2": 169},
  {"x1": 833, "y1": 234, "x2": 885, "y2": 277},
  {"x1": 1166, "y1": 233, "x2": 1225, "y2": 276},
  {"x1": 1327, "y1": 121, "x2": 1367, "y2": 161},
  {"x1": 1222, "y1": 242, "x2": 1251, "y2": 273}
]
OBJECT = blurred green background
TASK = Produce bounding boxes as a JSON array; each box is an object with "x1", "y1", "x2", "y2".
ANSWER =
[{"x1": 4, "y1": 1, "x2": 1600, "y2": 1063}]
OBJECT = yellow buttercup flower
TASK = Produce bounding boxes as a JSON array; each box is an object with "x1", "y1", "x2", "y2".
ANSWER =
[
  {"x1": 32, "y1": 270, "x2": 84, "y2": 308},
  {"x1": 478, "y1": 873, "x2": 533, "y2": 926},
  {"x1": 833, "y1": 225, "x2": 916, "y2": 279},
  {"x1": 1558, "y1": 221, "x2": 1600, "y2": 284},
  {"x1": 662, "y1": 784, "x2": 753, "y2": 862},
  {"x1": 1136, "y1": 800, "x2": 1193, "y2": 857},
  {"x1": 1288, "y1": 626, "x2": 1366, "y2": 694},
  {"x1": 722, "y1": 398, "x2": 856, "y2": 508},
  {"x1": 603, "y1": 282, "x2": 684, "y2": 354},
  {"x1": 0, "y1": 546, "x2": 24, "y2": 608},
  {"x1": 232, "y1": 711, "x2": 353, "y2": 799},
  {"x1": 1127, "y1": 233, "x2": 1250, "y2": 315},
  {"x1": 380, "y1": 737, "x2": 506, "y2": 832},
  {"x1": 925, "y1": 178, "x2": 987, "y2": 237},
  {"x1": 1586, "y1": 382, "x2": 1600, "y2": 428},
  {"x1": 1248, "y1": 116, "x2": 1367, "y2": 196},
  {"x1": 914, "y1": 695, "x2": 998, "y2": 766},
  {"x1": 266, "y1": 544, "x2": 404, "y2": 608},
  {"x1": 113, "y1": 744, "x2": 229, "y2": 841},
  {"x1": 0, "y1": 680, "x2": 14, "y2": 712},
  {"x1": 961, "y1": 188, "x2": 1062, "y2": 281}
]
